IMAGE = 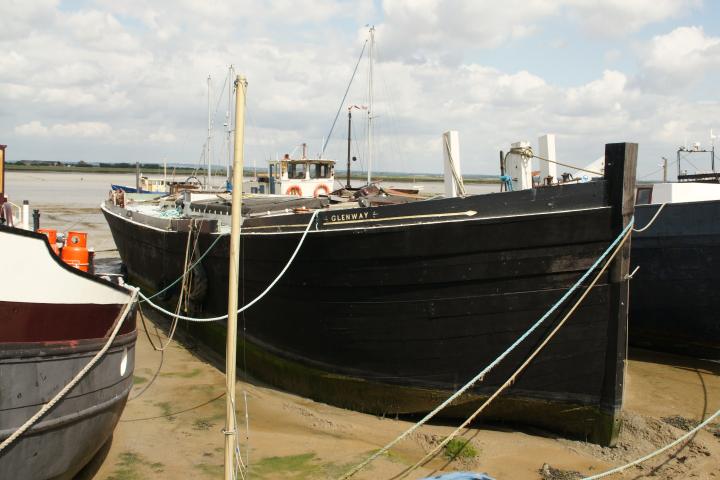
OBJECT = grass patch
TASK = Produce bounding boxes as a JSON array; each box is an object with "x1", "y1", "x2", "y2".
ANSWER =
[
  {"x1": 193, "y1": 418, "x2": 214, "y2": 431},
  {"x1": 154, "y1": 401, "x2": 175, "y2": 421},
  {"x1": 132, "y1": 375, "x2": 147, "y2": 385},
  {"x1": 443, "y1": 438, "x2": 478, "y2": 460},
  {"x1": 250, "y1": 452, "x2": 359, "y2": 479},
  {"x1": 252, "y1": 453, "x2": 321, "y2": 479},
  {"x1": 160, "y1": 368, "x2": 202, "y2": 378},
  {"x1": 107, "y1": 452, "x2": 164, "y2": 480},
  {"x1": 195, "y1": 463, "x2": 224, "y2": 477}
]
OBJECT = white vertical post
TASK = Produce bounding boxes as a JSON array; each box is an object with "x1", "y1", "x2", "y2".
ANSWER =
[
  {"x1": 538, "y1": 134, "x2": 557, "y2": 184},
  {"x1": 443, "y1": 131, "x2": 461, "y2": 198},
  {"x1": 207, "y1": 74, "x2": 213, "y2": 189},
  {"x1": 367, "y1": 25, "x2": 375, "y2": 185},
  {"x1": 21, "y1": 200, "x2": 30, "y2": 230},
  {"x1": 506, "y1": 141, "x2": 533, "y2": 191}
]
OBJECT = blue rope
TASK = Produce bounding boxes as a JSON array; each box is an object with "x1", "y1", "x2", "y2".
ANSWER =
[
  {"x1": 139, "y1": 232, "x2": 227, "y2": 303},
  {"x1": 340, "y1": 216, "x2": 635, "y2": 479},
  {"x1": 500, "y1": 175, "x2": 513, "y2": 191}
]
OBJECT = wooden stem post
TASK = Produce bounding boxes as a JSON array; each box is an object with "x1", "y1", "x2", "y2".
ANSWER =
[{"x1": 225, "y1": 75, "x2": 247, "y2": 480}]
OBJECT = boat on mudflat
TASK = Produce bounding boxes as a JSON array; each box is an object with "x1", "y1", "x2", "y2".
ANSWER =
[
  {"x1": 630, "y1": 146, "x2": 720, "y2": 359},
  {"x1": 102, "y1": 142, "x2": 637, "y2": 446},
  {"x1": 0, "y1": 225, "x2": 137, "y2": 480}
]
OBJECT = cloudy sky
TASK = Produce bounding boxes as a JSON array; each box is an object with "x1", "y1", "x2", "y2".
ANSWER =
[{"x1": 2, "y1": 0, "x2": 719, "y2": 178}]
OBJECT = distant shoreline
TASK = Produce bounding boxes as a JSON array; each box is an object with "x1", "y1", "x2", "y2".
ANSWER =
[{"x1": 6, "y1": 164, "x2": 501, "y2": 184}]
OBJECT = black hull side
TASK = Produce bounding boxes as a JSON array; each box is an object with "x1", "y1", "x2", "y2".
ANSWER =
[
  {"x1": 105, "y1": 210, "x2": 623, "y2": 442},
  {"x1": 630, "y1": 200, "x2": 720, "y2": 359},
  {"x1": 103, "y1": 144, "x2": 636, "y2": 445},
  {"x1": 0, "y1": 332, "x2": 136, "y2": 480}
]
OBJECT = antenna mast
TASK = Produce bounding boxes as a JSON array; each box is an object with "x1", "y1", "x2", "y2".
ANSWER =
[
  {"x1": 207, "y1": 74, "x2": 213, "y2": 188},
  {"x1": 226, "y1": 65, "x2": 235, "y2": 181},
  {"x1": 367, "y1": 25, "x2": 375, "y2": 185}
]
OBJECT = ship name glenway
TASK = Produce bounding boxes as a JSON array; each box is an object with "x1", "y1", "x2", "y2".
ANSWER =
[{"x1": 328, "y1": 211, "x2": 371, "y2": 222}]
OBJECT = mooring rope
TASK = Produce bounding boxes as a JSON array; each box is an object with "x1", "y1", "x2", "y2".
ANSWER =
[
  {"x1": 135, "y1": 210, "x2": 319, "y2": 322},
  {"x1": 531, "y1": 152, "x2": 604, "y2": 176},
  {"x1": 502, "y1": 146, "x2": 603, "y2": 177},
  {"x1": 632, "y1": 202, "x2": 667, "y2": 233},
  {"x1": 392, "y1": 223, "x2": 634, "y2": 479},
  {"x1": 582, "y1": 407, "x2": 720, "y2": 479},
  {"x1": 0, "y1": 288, "x2": 138, "y2": 454},
  {"x1": 339, "y1": 219, "x2": 635, "y2": 479},
  {"x1": 140, "y1": 229, "x2": 227, "y2": 304}
]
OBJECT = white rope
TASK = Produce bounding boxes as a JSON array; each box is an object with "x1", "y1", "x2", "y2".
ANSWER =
[
  {"x1": 136, "y1": 210, "x2": 319, "y2": 322},
  {"x1": 632, "y1": 202, "x2": 667, "y2": 233},
  {"x1": 0, "y1": 288, "x2": 138, "y2": 454},
  {"x1": 582, "y1": 407, "x2": 720, "y2": 479},
  {"x1": 339, "y1": 219, "x2": 635, "y2": 479}
]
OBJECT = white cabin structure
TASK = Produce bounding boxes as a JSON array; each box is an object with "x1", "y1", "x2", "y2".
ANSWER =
[{"x1": 265, "y1": 153, "x2": 335, "y2": 197}]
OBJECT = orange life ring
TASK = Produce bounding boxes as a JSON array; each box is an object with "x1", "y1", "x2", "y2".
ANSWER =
[
  {"x1": 313, "y1": 185, "x2": 330, "y2": 197},
  {"x1": 286, "y1": 186, "x2": 302, "y2": 196}
]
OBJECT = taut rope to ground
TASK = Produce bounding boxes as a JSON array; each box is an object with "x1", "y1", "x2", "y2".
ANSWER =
[{"x1": 339, "y1": 219, "x2": 635, "y2": 479}]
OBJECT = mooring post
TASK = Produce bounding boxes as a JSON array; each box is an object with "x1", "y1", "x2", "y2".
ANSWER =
[
  {"x1": 22, "y1": 200, "x2": 30, "y2": 230},
  {"x1": 600, "y1": 142, "x2": 637, "y2": 446},
  {"x1": 32, "y1": 209, "x2": 40, "y2": 231},
  {"x1": 135, "y1": 162, "x2": 140, "y2": 191}
]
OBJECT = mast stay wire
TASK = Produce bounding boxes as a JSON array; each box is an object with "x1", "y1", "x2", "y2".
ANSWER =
[
  {"x1": 321, "y1": 40, "x2": 368, "y2": 158},
  {"x1": 373, "y1": 40, "x2": 406, "y2": 176}
]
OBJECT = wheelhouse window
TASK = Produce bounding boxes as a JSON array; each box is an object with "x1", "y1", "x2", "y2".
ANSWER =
[
  {"x1": 636, "y1": 186, "x2": 652, "y2": 205},
  {"x1": 288, "y1": 162, "x2": 307, "y2": 179},
  {"x1": 309, "y1": 162, "x2": 331, "y2": 179}
]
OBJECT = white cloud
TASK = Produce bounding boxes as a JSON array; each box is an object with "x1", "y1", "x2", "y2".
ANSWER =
[
  {"x1": 567, "y1": 0, "x2": 699, "y2": 36},
  {"x1": 15, "y1": 121, "x2": 112, "y2": 138},
  {"x1": 634, "y1": 26, "x2": 720, "y2": 92},
  {"x1": 148, "y1": 129, "x2": 177, "y2": 143},
  {"x1": 0, "y1": 0, "x2": 718, "y2": 179}
]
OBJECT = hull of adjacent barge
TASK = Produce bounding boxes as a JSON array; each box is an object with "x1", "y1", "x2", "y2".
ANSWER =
[
  {"x1": 0, "y1": 225, "x2": 138, "y2": 480},
  {"x1": 0, "y1": 331, "x2": 136, "y2": 480},
  {"x1": 630, "y1": 201, "x2": 720, "y2": 359},
  {"x1": 103, "y1": 178, "x2": 630, "y2": 445}
]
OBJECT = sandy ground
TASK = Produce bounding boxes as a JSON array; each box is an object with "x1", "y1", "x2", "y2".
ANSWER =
[
  {"x1": 75, "y1": 312, "x2": 719, "y2": 480},
  {"x1": 5, "y1": 171, "x2": 718, "y2": 479}
]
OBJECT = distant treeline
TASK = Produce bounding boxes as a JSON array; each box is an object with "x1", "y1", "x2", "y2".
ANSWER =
[
  {"x1": 10, "y1": 160, "x2": 188, "y2": 170},
  {"x1": 6, "y1": 160, "x2": 500, "y2": 183}
]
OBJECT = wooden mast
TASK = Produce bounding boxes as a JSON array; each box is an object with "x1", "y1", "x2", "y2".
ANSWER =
[
  {"x1": 224, "y1": 74, "x2": 247, "y2": 480},
  {"x1": 346, "y1": 107, "x2": 352, "y2": 189}
]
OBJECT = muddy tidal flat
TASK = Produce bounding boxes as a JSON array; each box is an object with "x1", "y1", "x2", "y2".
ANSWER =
[{"x1": 5, "y1": 171, "x2": 719, "y2": 479}]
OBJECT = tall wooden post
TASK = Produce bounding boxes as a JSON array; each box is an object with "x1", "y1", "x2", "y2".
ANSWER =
[
  {"x1": 599, "y1": 142, "x2": 637, "y2": 446},
  {"x1": 225, "y1": 75, "x2": 247, "y2": 480}
]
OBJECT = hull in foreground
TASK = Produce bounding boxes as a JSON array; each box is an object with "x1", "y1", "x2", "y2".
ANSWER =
[{"x1": 0, "y1": 226, "x2": 136, "y2": 480}]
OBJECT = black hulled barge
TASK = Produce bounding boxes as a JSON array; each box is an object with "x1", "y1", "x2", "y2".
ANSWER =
[{"x1": 102, "y1": 143, "x2": 638, "y2": 445}]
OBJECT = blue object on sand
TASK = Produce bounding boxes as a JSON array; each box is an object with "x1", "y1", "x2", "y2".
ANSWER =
[{"x1": 419, "y1": 473, "x2": 495, "y2": 480}]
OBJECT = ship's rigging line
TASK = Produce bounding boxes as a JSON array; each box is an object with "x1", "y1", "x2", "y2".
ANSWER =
[
  {"x1": 134, "y1": 210, "x2": 319, "y2": 322},
  {"x1": 339, "y1": 218, "x2": 635, "y2": 480},
  {"x1": 139, "y1": 228, "x2": 227, "y2": 304},
  {"x1": 321, "y1": 40, "x2": 368, "y2": 158}
]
